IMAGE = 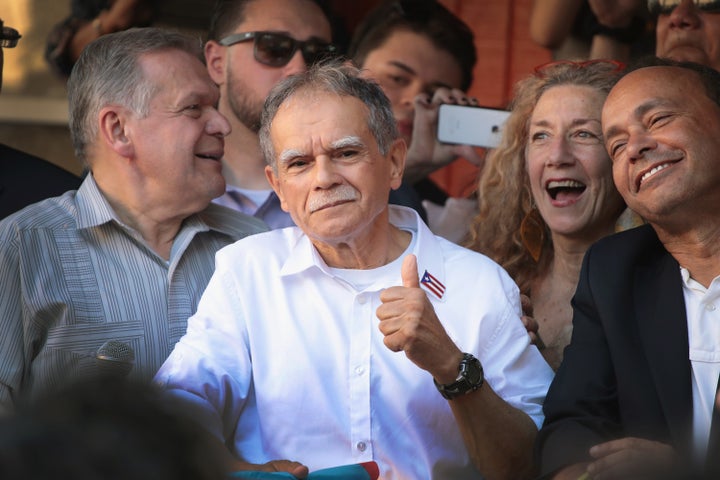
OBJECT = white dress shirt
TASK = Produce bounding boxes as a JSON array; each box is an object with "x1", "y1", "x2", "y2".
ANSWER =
[
  {"x1": 155, "y1": 206, "x2": 553, "y2": 479},
  {"x1": 681, "y1": 267, "x2": 720, "y2": 460}
]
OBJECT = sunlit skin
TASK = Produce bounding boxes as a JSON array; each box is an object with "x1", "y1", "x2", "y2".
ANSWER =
[
  {"x1": 116, "y1": 50, "x2": 230, "y2": 217},
  {"x1": 211, "y1": 0, "x2": 331, "y2": 132},
  {"x1": 655, "y1": 0, "x2": 720, "y2": 72},
  {"x1": 359, "y1": 29, "x2": 463, "y2": 144},
  {"x1": 527, "y1": 85, "x2": 625, "y2": 243},
  {"x1": 523, "y1": 84, "x2": 624, "y2": 370},
  {"x1": 85, "y1": 49, "x2": 231, "y2": 261},
  {"x1": 265, "y1": 92, "x2": 408, "y2": 269},
  {"x1": 204, "y1": 0, "x2": 332, "y2": 190},
  {"x1": 602, "y1": 66, "x2": 720, "y2": 232},
  {"x1": 90, "y1": 49, "x2": 231, "y2": 262}
]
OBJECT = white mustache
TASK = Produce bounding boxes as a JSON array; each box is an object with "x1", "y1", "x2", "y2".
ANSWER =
[{"x1": 307, "y1": 185, "x2": 359, "y2": 213}]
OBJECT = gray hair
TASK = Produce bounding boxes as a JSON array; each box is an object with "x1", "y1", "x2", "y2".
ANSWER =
[
  {"x1": 259, "y1": 61, "x2": 399, "y2": 171},
  {"x1": 67, "y1": 27, "x2": 203, "y2": 167}
]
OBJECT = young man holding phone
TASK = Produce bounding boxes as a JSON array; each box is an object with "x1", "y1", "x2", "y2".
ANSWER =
[{"x1": 347, "y1": 0, "x2": 483, "y2": 227}]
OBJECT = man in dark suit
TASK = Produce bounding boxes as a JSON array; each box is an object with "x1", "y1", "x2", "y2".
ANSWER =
[
  {"x1": 537, "y1": 57, "x2": 720, "y2": 480},
  {"x1": 0, "y1": 18, "x2": 82, "y2": 219}
]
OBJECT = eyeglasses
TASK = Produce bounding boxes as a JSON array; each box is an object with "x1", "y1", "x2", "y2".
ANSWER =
[
  {"x1": 0, "y1": 25, "x2": 21, "y2": 49},
  {"x1": 648, "y1": 0, "x2": 720, "y2": 15},
  {"x1": 218, "y1": 31, "x2": 337, "y2": 67},
  {"x1": 533, "y1": 59, "x2": 626, "y2": 77}
]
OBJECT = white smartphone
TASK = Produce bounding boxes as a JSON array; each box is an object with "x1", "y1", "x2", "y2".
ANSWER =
[{"x1": 437, "y1": 104, "x2": 510, "y2": 148}]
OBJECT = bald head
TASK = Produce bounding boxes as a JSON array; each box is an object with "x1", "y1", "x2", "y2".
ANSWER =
[{"x1": 602, "y1": 63, "x2": 720, "y2": 227}]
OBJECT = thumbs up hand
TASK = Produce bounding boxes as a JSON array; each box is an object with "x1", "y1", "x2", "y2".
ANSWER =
[
  {"x1": 401, "y1": 252, "x2": 421, "y2": 289},
  {"x1": 377, "y1": 254, "x2": 461, "y2": 380}
]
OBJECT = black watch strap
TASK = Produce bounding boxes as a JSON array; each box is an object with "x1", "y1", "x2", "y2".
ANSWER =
[{"x1": 433, "y1": 353, "x2": 484, "y2": 400}]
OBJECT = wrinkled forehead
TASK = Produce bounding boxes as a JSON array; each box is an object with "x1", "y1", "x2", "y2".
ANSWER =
[{"x1": 649, "y1": 0, "x2": 720, "y2": 14}]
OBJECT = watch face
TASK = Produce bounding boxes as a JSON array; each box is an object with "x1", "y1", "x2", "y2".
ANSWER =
[
  {"x1": 462, "y1": 357, "x2": 483, "y2": 386},
  {"x1": 434, "y1": 354, "x2": 484, "y2": 399},
  {"x1": 463, "y1": 358, "x2": 483, "y2": 386}
]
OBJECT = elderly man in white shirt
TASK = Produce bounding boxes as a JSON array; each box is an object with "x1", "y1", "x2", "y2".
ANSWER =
[{"x1": 155, "y1": 62, "x2": 553, "y2": 480}]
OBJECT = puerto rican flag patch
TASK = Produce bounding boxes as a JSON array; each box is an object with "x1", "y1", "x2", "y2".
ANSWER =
[{"x1": 420, "y1": 270, "x2": 446, "y2": 300}]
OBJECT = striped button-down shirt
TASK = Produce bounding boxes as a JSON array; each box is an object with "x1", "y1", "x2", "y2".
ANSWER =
[{"x1": 0, "y1": 174, "x2": 267, "y2": 409}]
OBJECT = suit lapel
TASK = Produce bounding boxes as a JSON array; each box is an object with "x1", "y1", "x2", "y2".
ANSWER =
[{"x1": 635, "y1": 247, "x2": 693, "y2": 451}]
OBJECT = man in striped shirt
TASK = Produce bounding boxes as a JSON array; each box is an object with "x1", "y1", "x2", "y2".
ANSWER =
[{"x1": 0, "y1": 28, "x2": 267, "y2": 412}]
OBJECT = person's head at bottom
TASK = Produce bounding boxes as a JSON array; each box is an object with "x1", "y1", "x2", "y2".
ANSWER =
[{"x1": 0, "y1": 378, "x2": 227, "y2": 480}]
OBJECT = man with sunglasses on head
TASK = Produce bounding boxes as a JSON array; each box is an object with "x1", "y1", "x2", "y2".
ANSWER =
[
  {"x1": 204, "y1": 0, "x2": 336, "y2": 229},
  {"x1": 651, "y1": 0, "x2": 720, "y2": 72},
  {"x1": 0, "y1": 18, "x2": 82, "y2": 219},
  {"x1": 595, "y1": 0, "x2": 720, "y2": 71}
]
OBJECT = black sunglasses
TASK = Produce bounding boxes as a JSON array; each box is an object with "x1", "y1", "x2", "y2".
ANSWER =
[
  {"x1": 218, "y1": 31, "x2": 337, "y2": 67},
  {"x1": 649, "y1": 0, "x2": 720, "y2": 15},
  {"x1": 0, "y1": 25, "x2": 21, "y2": 49}
]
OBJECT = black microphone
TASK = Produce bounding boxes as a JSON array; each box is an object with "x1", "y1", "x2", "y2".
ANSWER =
[{"x1": 95, "y1": 340, "x2": 135, "y2": 378}]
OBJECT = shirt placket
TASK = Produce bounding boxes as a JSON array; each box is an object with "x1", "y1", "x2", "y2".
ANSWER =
[{"x1": 348, "y1": 290, "x2": 374, "y2": 462}]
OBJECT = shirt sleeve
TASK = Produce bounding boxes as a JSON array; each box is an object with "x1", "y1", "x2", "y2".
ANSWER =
[
  {"x1": 0, "y1": 223, "x2": 24, "y2": 411},
  {"x1": 477, "y1": 267, "x2": 555, "y2": 430},
  {"x1": 154, "y1": 259, "x2": 253, "y2": 446}
]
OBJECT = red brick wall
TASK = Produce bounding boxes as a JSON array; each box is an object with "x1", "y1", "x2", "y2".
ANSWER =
[{"x1": 434, "y1": 0, "x2": 552, "y2": 197}]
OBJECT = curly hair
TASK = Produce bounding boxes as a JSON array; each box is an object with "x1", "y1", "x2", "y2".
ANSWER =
[{"x1": 465, "y1": 60, "x2": 623, "y2": 295}]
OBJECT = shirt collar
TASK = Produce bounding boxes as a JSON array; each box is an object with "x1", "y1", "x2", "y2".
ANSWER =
[
  {"x1": 279, "y1": 205, "x2": 447, "y2": 301},
  {"x1": 390, "y1": 206, "x2": 446, "y2": 297},
  {"x1": 75, "y1": 173, "x2": 121, "y2": 230},
  {"x1": 75, "y1": 173, "x2": 259, "y2": 238},
  {"x1": 681, "y1": 265, "x2": 720, "y2": 296}
]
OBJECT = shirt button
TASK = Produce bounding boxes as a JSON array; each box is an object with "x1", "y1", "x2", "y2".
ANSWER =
[
  {"x1": 707, "y1": 304, "x2": 716, "y2": 311},
  {"x1": 356, "y1": 441, "x2": 367, "y2": 452},
  {"x1": 357, "y1": 295, "x2": 367, "y2": 305},
  {"x1": 355, "y1": 365, "x2": 365, "y2": 376}
]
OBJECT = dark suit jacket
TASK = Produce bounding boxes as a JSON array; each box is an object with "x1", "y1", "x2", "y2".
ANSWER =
[
  {"x1": 0, "y1": 143, "x2": 82, "y2": 219},
  {"x1": 536, "y1": 224, "x2": 697, "y2": 476}
]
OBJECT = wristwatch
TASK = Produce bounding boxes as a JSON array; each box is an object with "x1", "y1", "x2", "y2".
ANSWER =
[{"x1": 433, "y1": 353, "x2": 484, "y2": 400}]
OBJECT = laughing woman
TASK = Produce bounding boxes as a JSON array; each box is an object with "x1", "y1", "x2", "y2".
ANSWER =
[{"x1": 466, "y1": 61, "x2": 638, "y2": 370}]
